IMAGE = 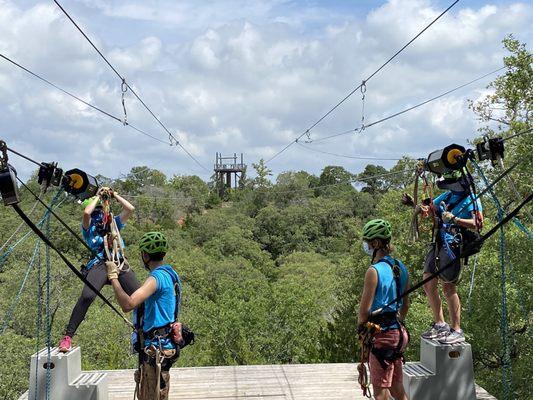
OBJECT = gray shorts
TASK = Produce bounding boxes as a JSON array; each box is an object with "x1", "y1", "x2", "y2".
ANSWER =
[{"x1": 423, "y1": 243, "x2": 462, "y2": 283}]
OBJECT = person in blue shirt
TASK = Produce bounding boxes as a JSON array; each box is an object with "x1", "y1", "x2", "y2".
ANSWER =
[
  {"x1": 107, "y1": 231, "x2": 181, "y2": 400},
  {"x1": 58, "y1": 187, "x2": 140, "y2": 352},
  {"x1": 417, "y1": 170, "x2": 483, "y2": 345},
  {"x1": 358, "y1": 219, "x2": 410, "y2": 400}
]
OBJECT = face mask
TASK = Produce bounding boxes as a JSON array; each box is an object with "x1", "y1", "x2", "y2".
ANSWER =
[{"x1": 362, "y1": 241, "x2": 374, "y2": 256}]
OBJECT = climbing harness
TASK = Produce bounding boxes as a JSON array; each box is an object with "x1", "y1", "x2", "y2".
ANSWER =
[{"x1": 99, "y1": 187, "x2": 130, "y2": 272}]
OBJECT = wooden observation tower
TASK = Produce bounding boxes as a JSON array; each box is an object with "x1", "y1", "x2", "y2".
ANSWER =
[{"x1": 214, "y1": 153, "x2": 246, "y2": 193}]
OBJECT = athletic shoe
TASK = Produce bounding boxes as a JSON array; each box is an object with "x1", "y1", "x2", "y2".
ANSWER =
[
  {"x1": 438, "y1": 329, "x2": 465, "y2": 345},
  {"x1": 58, "y1": 335, "x2": 72, "y2": 353},
  {"x1": 421, "y1": 323, "x2": 450, "y2": 340}
]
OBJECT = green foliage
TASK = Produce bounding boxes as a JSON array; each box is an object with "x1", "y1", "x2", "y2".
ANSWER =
[{"x1": 0, "y1": 36, "x2": 530, "y2": 400}]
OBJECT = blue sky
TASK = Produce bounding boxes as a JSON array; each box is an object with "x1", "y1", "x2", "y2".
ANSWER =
[{"x1": 1, "y1": 1, "x2": 532, "y2": 181}]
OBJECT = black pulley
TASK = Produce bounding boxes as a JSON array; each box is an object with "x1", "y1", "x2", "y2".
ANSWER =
[
  {"x1": 426, "y1": 143, "x2": 466, "y2": 175},
  {"x1": 62, "y1": 168, "x2": 99, "y2": 200},
  {"x1": 0, "y1": 164, "x2": 20, "y2": 205}
]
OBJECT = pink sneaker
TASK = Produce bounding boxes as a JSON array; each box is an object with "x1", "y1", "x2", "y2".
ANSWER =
[{"x1": 58, "y1": 335, "x2": 72, "y2": 353}]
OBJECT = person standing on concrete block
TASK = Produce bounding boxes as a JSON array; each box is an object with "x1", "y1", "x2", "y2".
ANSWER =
[
  {"x1": 358, "y1": 219, "x2": 410, "y2": 400},
  {"x1": 58, "y1": 187, "x2": 140, "y2": 353},
  {"x1": 414, "y1": 170, "x2": 483, "y2": 345},
  {"x1": 107, "y1": 231, "x2": 182, "y2": 400}
]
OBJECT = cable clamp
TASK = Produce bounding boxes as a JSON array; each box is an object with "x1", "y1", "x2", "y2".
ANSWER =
[
  {"x1": 121, "y1": 78, "x2": 128, "y2": 126},
  {"x1": 304, "y1": 130, "x2": 312, "y2": 143},
  {"x1": 169, "y1": 135, "x2": 179, "y2": 146}
]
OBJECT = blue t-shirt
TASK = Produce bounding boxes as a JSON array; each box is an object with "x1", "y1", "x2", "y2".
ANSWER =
[
  {"x1": 370, "y1": 256, "x2": 409, "y2": 330},
  {"x1": 81, "y1": 215, "x2": 124, "y2": 270},
  {"x1": 143, "y1": 264, "x2": 181, "y2": 329},
  {"x1": 434, "y1": 191, "x2": 482, "y2": 244}
]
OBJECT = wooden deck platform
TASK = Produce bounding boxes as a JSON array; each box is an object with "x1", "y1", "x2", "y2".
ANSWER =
[{"x1": 98, "y1": 363, "x2": 496, "y2": 400}]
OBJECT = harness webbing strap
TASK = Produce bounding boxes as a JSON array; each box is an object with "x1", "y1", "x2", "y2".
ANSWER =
[
  {"x1": 103, "y1": 213, "x2": 129, "y2": 272},
  {"x1": 379, "y1": 257, "x2": 403, "y2": 313}
]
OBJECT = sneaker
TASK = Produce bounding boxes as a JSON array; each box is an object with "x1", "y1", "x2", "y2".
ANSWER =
[
  {"x1": 438, "y1": 329, "x2": 465, "y2": 345},
  {"x1": 421, "y1": 323, "x2": 450, "y2": 340},
  {"x1": 58, "y1": 335, "x2": 72, "y2": 353}
]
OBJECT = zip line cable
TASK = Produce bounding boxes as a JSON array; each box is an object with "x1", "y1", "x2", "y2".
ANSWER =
[
  {"x1": 310, "y1": 66, "x2": 506, "y2": 144},
  {"x1": 53, "y1": 0, "x2": 208, "y2": 172},
  {"x1": 296, "y1": 142, "x2": 403, "y2": 161},
  {"x1": 503, "y1": 127, "x2": 533, "y2": 141},
  {"x1": 0, "y1": 53, "x2": 169, "y2": 145},
  {"x1": 266, "y1": 0, "x2": 460, "y2": 163}
]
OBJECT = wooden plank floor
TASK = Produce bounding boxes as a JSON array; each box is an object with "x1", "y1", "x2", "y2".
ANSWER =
[{"x1": 96, "y1": 363, "x2": 496, "y2": 400}]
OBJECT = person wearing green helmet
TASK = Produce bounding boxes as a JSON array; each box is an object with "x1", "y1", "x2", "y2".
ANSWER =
[
  {"x1": 58, "y1": 187, "x2": 139, "y2": 353},
  {"x1": 107, "y1": 231, "x2": 182, "y2": 400},
  {"x1": 357, "y1": 219, "x2": 410, "y2": 400}
]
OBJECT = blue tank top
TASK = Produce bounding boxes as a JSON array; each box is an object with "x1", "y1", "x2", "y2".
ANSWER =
[
  {"x1": 143, "y1": 265, "x2": 182, "y2": 349},
  {"x1": 370, "y1": 256, "x2": 409, "y2": 329}
]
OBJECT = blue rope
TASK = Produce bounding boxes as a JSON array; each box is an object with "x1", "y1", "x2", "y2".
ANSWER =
[
  {"x1": 505, "y1": 255, "x2": 529, "y2": 328},
  {"x1": 34, "y1": 243, "x2": 42, "y2": 400},
  {"x1": 499, "y1": 225, "x2": 513, "y2": 400},
  {"x1": 45, "y1": 216, "x2": 52, "y2": 400},
  {"x1": 0, "y1": 241, "x2": 41, "y2": 334},
  {"x1": 472, "y1": 160, "x2": 532, "y2": 239},
  {"x1": 466, "y1": 254, "x2": 478, "y2": 316},
  {"x1": 471, "y1": 160, "x2": 517, "y2": 399},
  {"x1": 0, "y1": 191, "x2": 65, "y2": 272}
]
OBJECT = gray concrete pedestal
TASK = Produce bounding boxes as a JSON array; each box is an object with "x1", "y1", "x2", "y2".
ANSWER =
[
  {"x1": 403, "y1": 338, "x2": 476, "y2": 400},
  {"x1": 25, "y1": 347, "x2": 108, "y2": 400}
]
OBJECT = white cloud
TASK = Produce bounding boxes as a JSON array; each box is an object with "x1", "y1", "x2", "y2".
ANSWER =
[{"x1": 0, "y1": 0, "x2": 531, "y2": 182}]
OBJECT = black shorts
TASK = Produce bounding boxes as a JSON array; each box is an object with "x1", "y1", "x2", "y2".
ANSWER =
[{"x1": 423, "y1": 243, "x2": 462, "y2": 283}]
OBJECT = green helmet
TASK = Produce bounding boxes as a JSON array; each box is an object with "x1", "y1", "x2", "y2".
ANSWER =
[
  {"x1": 81, "y1": 196, "x2": 99, "y2": 208},
  {"x1": 139, "y1": 231, "x2": 168, "y2": 254},
  {"x1": 363, "y1": 219, "x2": 392, "y2": 241},
  {"x1": 442, "y1": 170, "x2": 462, "y2": 180}
]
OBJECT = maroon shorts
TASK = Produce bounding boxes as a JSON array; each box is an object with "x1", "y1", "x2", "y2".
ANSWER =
[{"x1": 369, "y1": 327, "x2": 408, "y2": 388}]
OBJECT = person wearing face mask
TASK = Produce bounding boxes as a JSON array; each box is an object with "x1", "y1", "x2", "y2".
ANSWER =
[
  {"x1": 416, "y1": 169, "x2": 483, "y2": 345},
  {"x1": 107, "y1": 231, "x2": 182, "y2": 400},
  {"x1": 358, "y1": 219, "x2": 410, "y2": 400},
  {"x1": 58, "y1": 187, "x2": 140, "y2": 352}
]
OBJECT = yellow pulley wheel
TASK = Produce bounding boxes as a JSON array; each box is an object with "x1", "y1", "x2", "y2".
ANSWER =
[
  {"x1": 69, "y1": 173, "x2": 85, "y2": 189},
  {"x1": 446, "y1": 148, "x2": 464, "y2": 166}
]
